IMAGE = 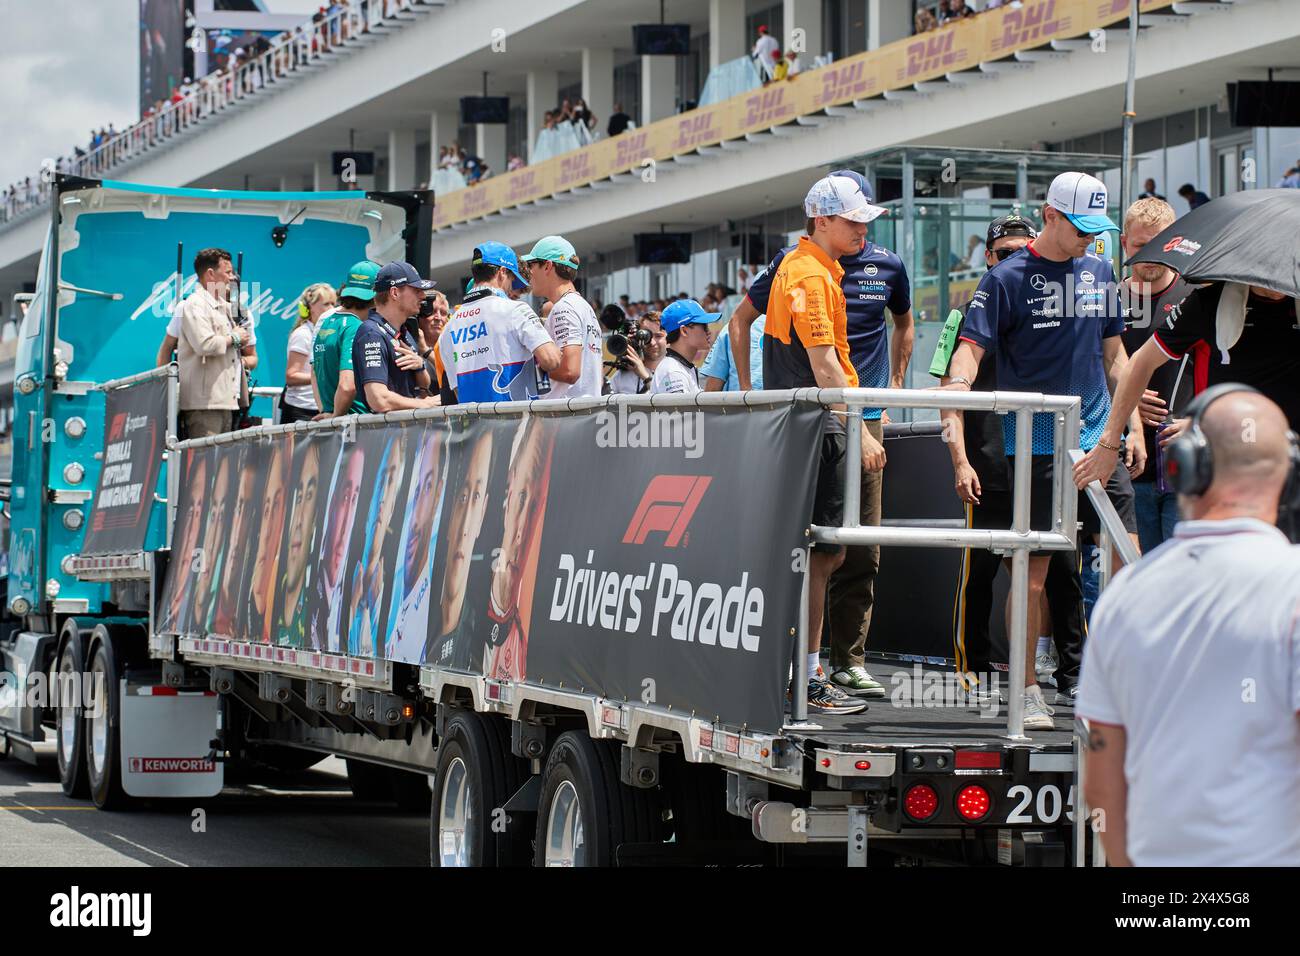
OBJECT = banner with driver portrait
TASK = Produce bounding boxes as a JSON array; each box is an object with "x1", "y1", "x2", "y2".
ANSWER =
[{"x1": 157, "y1": 402, "x2": 822, "y2": 732}]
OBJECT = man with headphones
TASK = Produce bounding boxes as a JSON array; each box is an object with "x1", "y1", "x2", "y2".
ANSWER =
[{"x1": 1079, "y1": 384, "x2": 1300, "y2": 866}]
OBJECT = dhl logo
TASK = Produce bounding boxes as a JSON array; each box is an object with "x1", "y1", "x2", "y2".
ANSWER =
[
  {"x1": 901, "y1": 31, "x2": 966, "y2": 79},
  {"x1": 995, "y1": 0, "x2": 1067, "y2": 49},
  {"x1": 615, "y1": 132, "x2": 651, "y2": 168},
  {"x1": 461, "y1": 187, "x2": 491, "y2": 216},
  {"x1": 506, "y1": 171, "x2": 537, "y2": 204},
  {"x1": 816, "y1": 60, "x2": 875, "y2": 106},
  {"x1": 744, "y1": 88, "x2": 793, "y2": 128},
  {"x1": 673, "y1": 113, "x2": 718, "y2": 150},
  {"x1": 558, "y1": 152, "x2": 593, "y2": 188}
]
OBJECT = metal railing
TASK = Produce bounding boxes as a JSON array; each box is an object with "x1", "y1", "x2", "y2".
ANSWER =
[{"x1": 0, "y1": 0, "x2": 439, "y2": 226}]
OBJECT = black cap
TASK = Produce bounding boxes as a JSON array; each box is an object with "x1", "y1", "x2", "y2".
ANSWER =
[
  {"x1": 986, "y1": 214, "x2": 1037, "y2": 248},
  {"x1": 374, "y1": 261, "x2": 436, "y2": 293}
]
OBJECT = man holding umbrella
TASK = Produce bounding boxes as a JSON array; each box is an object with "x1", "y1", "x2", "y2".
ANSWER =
[{"x1": 1074, "y1": 189, "x2": 1300, "y2": 537}]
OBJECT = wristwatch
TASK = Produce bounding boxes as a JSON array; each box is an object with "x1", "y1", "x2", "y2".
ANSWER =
[{"x1": 420, "y1": 347, "x2": 434, "y2": 360}]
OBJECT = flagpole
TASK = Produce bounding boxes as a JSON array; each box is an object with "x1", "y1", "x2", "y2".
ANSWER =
[{"x1": 1120, "y1": 0, "x2": 1140, "y2": 217}]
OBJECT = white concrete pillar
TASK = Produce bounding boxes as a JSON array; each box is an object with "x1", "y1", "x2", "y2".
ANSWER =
[
  {"x1": 387, "y1": 127, "x2": 417, "y2": 191},
  {"x1": 428, "y1": 107, "x2": 457, "y2": 182},
  {"x1": 581, "y1": 48, "x2": 614, "y2": 130},
  {"x1": 708, "y1": 0, "x2": 746, "y2": 70},
  {"x1": 526, "y1": 70, "x2": 559, "y2": 162},
  {"x1": 868, "y1": 0, "x2": 911, "y2": 50},
  {"x1": 476, "y1": 124, "x2": 507, "y2": 176},
  {"x1": 312, "y1": 158, "x2": 329, "y2": 191},
  {"x1": 640, "y1": 54, "x2": 676, "y2": 126},
  {"x1": 783, "y1": 0, "x2": 823, "y2": 64}
]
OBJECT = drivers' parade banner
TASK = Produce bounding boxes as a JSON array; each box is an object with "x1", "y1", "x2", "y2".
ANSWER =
[
  {"x1": 433, "y1": 0, "x2": 1175, "y2": 228},
  {"x1": 80, "y1": 374, "x2": 169, "y2": 556},
  {"x1": 158, "y1": 403, "x2": 823, "y2": 732}
]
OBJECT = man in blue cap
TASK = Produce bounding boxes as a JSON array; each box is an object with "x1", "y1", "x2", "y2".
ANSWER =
[
  {"x1": 351, "y1": 261, "x2": 439, "y2": 413},
  {"x1": 650, "y1": 299, "x2": 714, "y2": 395},
  {"x1": 439, "y1": 242, "x2": 560, "y2": 404},
  {"x1": 944, "y1": 171, "x2": 1138, "y2": 730},
  {"x1": 729, "y1": 168, "x2": 913, "y2": 701}
]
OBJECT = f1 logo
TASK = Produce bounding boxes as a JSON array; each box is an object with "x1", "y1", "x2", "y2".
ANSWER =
[
  {"x1": 623, "y1": 475, "x2": 712, "y2": 547},
  {"x1": 108, "y1": 412, "x2": 126, "y2": 441}
]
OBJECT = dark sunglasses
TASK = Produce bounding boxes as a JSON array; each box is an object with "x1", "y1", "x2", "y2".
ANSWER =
[
  {"x1": 993, "y1": 247, "x2": 1020, "y2": 262},
  {"x1": 1074, "y1": 225, "x2": 1100, "y2": 239}
]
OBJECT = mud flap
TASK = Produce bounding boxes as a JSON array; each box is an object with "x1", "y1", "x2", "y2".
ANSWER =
[{"x1": 119, "y1": 681, "x2": 223, "y2": 798}]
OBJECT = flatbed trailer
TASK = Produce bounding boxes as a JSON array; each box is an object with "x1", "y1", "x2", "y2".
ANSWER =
[{"x1": 0, "y1": 176, "x2": 1131, "y2": 867}]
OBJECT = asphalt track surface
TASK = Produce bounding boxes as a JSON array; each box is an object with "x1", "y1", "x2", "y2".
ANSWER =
[{"x1": 0, "y1": 747, "x2": 427, "y2": 866}]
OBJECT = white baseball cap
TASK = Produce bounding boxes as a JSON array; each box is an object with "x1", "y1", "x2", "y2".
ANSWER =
[
  {"x1": 1046, "y1": 172, "x2": 1119, "y2": 235},
  {"x1": 804, "y1": 175, "x2": 887, "y2": 224}
]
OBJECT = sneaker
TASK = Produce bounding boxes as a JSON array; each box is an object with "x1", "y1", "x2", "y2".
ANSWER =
[
  {"x1": 1054, "y1": 684, "x2": 1078, "y2": 707},
  {"x1": 830, "y1": 665, "x2": 888, "y2": 699},
  {"x1": 1035, "y1": 652, "x2": 1058, "y2": 688},
  {"x1": 807, "y1": 676, "x2": 867, "y2": 715},
  {"x1": 1022, "y1": 690, "x2": 1055, "y2": 732}
]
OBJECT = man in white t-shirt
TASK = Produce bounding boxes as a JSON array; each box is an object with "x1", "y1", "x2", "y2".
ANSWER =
[
  {"x1": 751, "y1": 25, "x2": 779, "y2": 80},
  {"x1": 438, "y1": 241, "x2": 561, "y2": 405},
  {"x1": 1080, "y1": 386, "x2": 1300, "y2": 866},
  {"x1": 522, "y1": 235, "x2": 603, "y2": 400},
  {"x1": 650, "y1": 299, "x2": 713, "y2": 395}
]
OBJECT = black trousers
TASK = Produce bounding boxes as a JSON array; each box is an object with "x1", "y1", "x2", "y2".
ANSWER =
[{"x1": 951, "y1": 486, "x2": 1085, "y2": 691}]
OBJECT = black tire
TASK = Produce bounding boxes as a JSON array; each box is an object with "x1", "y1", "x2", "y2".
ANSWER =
[
  {"x1": 430, "y1": 711, "x2": 530, "y2": 867},
  {"x1": 663, "y1": 759, "x2": 752, "y2": 842},
  {"x1": 85, "y1": 629, "x2": 135, "y2": 811},
  {"x1": 345, "y1": 758, "x2": 391, "y2": 801},
  {"x1": 533, "y1": 733, "x2": 663, "y2": 867},
  {"x1": 54, "y1": 627, "x2": 89, "y2": 799},
  {"x1": 390, "y1": 768, "x2": 432, "y2": 812}
]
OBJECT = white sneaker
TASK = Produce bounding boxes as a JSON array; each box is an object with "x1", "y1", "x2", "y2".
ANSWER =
[
  {"x1": 1035, "y1": 652, "x2": 1057, "y2": 687},
  {"x1": 1022, "y1": 689, "x2": 1055, "y2": 732}
]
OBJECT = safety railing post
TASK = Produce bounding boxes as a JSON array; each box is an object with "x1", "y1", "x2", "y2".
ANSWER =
[
  {"x1": 791, "y1": 553, "x2": 811, "y2": 725},
  {"x1": 844, "y1": 402, "x2": 862, "y2": 529},
  {"x1": 1006, "y1": 407, "x2": 1034, "y2": 739}
]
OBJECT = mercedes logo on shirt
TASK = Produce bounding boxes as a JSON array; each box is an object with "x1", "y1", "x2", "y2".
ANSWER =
[{"x1": 1030, "y1": 273, "x2": 1048, "y2": 292}]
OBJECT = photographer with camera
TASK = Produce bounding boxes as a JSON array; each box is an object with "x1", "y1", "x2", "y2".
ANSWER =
[
  {"x1": 351, "y1": 261, "x2": 439, "y2": 412},
  {"x1": 602, "y1": 307, "x2": 665, "y2": 394}
]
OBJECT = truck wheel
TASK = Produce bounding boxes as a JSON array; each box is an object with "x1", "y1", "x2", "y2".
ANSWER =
[
  {"x1": 85, "y1": 631, "x2": 135, "y2": 811},
  {"x1": 345, "y1": 758, "x2": 391, "y2": 801},
  {"x1": 431, "y1": 712, "x2": 528, "y2": 867},
  {"x1": 534, "y1": 732, "x2": 662, "y2": 867},
  {"x1": 54, "y1": 631, "x2": 89, "y2": 798},
  {"x1": 664, "y1": 760, "x2": 751, "y2": 842}
]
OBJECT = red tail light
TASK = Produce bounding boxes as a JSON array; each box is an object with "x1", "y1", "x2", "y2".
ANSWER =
[
  {"x1": 903, "y1": 783, "x2": 939, "y2": 821},
  {"x1": 955, "y1": 785, "x2": 991, "y2": 821},
  {"x1": 955, "y1": 750, "x2": 1002, "y2": 770}
]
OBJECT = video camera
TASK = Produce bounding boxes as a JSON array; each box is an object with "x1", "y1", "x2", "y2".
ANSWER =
[{"x1": 599, "y1": 304, "x2": 652, "y2": 369}]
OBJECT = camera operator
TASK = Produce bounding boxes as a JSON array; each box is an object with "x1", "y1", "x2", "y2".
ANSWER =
[
  {"x1": 351, "y1": 261, "x2": 439, "y2": 412},
  {"x1": 418, "y1": 289, "x2": 450, "y2": 392},
  {"x1": 605, "y1": 307, "x2": 665, "y2": 395}
]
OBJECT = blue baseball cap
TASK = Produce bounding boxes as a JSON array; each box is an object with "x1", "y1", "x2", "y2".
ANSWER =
[
  {"x1": 1046, "y1": 171, "x2": 1119, "y2": 235},
  {"x1": 660, "y1": 299, "x2": 712, "y2": 334},
  {"x1": 830, "y1": 168, "x2": 875, "y2": 203},
  {"x1": 374, "y1": 261, "x2": 436, "y2": 292},
  {"x1": 472, "y1": 241, "x2": 529, "y2": 290}
]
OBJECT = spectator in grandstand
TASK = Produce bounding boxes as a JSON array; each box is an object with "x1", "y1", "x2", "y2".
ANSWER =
[
  {"x1": 945, "y1": 172, "x2": 1140, "y2": 728},
  {"x1": 176, "y1": 247, "x2": 247, "y2": 439},
  {"x1": 1275, "y1": 161, "x2": 1300, "y2": 189},
  {"x1": 507, "y1": 155, "x2": 525, "y2": 172},
  {"x1": 281, "y1": 282, "x2": 335, "y2": 423},
  {"x1": 769, "y1": 50, "x2": 789, "y2": 84},
  {"x1": 1137, "y1": 178, "x2": 1166, "y2": 201},
  {"x1": 965, "y1": 234, "x2": 986, "y2": 270},
  {"x1": 1080, "y1": 387, "x2": 1300, "y2": 867},
  {"x1": 752, "y1": 24, "x2": 780, "y2": 80},
  {"x1": 523, "y1": 236, "x2": 604, "y2": 399},
  {"x1": 914, "y1": 7, "x2": 938, "y2": 33},
  {"x1": 737, "y1": 267, "x2": 753, "y2": 295},
  {"x1": 352, "y1": 261, "x2": 438, "y2": 412},
  {"x1": 312, "y1": 260, "x2": 377, "y2": 417},
  {"x1": 1177, "y1": 182, "x2": 1210, "y2": 209},
  {"x1": 439, "y1": 242, "x2": 560, "y2": 404},
  {"x1": 607, "y1": 103, "x2": 632, "y2": 137},
  {"x1": 650, "y1": 299, "x2": 713, "y2": 396},
  {"x1": 733, "y1": 169, "x2": 911, "y2": 701},
  {"x1": 932, "y1": 213, "x2": 1087, "y2": 705},
  {"x1": 736, "y1": 175, "x2": 885, "y2": 715},
  {"x1": 939, "y1": 0, "x2": 973, "y2": 22}
]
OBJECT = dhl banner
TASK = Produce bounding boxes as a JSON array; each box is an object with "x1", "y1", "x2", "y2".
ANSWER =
[
  {"x1": 433, "y1": 0, "x2": 1174, "y2": 228},
  {"x1": 158, "y1": 403, "x2": 823, "y2": 732}
]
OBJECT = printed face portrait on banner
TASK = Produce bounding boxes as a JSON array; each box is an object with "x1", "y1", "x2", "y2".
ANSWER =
[
  {"x1": 425, "y1": 424, "x2": 496, "y2": 668},
  {"x1": 347, "y1": 430, "x2": 408, "y2": 657},
  {"x1": 275, "y1": 438, "x2": 323, "y2": 648},
  {"x1": 247, "y1": 435, "x2": 293, "y2": 644},
  {"x1": 384, "y1": 425, "x2": 446, "y2": 663},
  {"x1": 163, "y1": 449, "x2": 208, "y2": 634},
  {"x1": 483, "y1": 417, "x2": 555, "y2": 682},
  {"x1": 211, "y1": 444, "x2": 265, "y2": 640},
  {"x1": 191, "y1": 450, "x2": 233, "y2": 634},
  {"x1": 310, "y1": 439, "x2": 366, "y2": 652}
]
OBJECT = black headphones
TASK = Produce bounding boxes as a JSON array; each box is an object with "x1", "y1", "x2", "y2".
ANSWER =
[{"x1": 1164, "y1": 382, "x2": 1300, "y2": 498}]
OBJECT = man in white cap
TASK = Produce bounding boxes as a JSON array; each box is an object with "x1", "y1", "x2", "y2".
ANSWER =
[
  {"x1": 757, "y1": 174, "x2": 885, "y2": 715},
  {"x1": 943, "y1": 171, "x2": 1141, "y2": 731}
]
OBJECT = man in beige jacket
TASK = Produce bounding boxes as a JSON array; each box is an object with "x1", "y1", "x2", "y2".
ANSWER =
[{"x1": 178, "y1": 248, "x2": 246, "y2": 438}]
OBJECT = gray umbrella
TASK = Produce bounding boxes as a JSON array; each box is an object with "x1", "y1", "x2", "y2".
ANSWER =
[{"x1": 1128, "y1": 188, "x2": 1300, "y2": 299}]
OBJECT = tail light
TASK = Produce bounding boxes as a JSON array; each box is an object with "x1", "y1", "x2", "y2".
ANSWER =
[
  {"x1": 955, "y1": 784, "x2": 991, "y2": 821},
  {"x1": 903, "y1": 783, "x2": 939, "y2": 822}
]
